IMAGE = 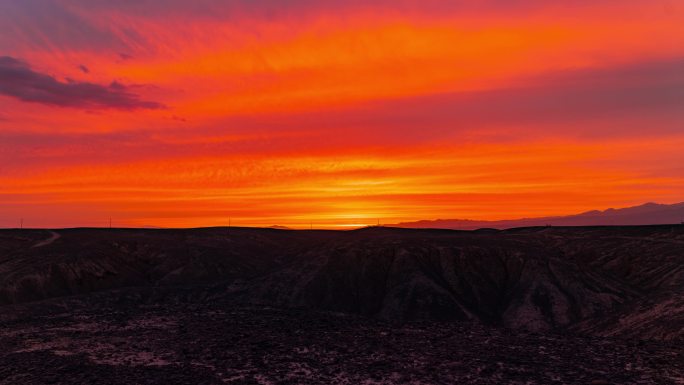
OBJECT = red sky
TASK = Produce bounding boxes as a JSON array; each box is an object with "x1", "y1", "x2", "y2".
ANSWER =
[{"x1": 1, "y1": 0, "x2": 683, "y2": 228}]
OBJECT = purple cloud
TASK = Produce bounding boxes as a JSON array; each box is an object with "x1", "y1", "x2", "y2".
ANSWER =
[
  {"x1": 0, "y1": 1, "x2": 648, "y2": 54},
  {"x1": 0, "y1": 0, "x2": 133, "y2": 52},
  {"x1": 67, "y1": 0, "x2": 645, "y2": 20},
  {"x1": 0, "y1": 56, "x2": 164, "y2": 110},
  {"x1": 119, "y1": 53, "x2": 134, "y2": 61}
]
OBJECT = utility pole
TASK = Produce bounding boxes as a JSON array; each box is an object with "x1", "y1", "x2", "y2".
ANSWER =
[
  {"x1": 20, "y1": 218, "x2": 23, "y2": 229},
  {"x1": 109, "y1": 217, "x2": 112, "y2": 229}
]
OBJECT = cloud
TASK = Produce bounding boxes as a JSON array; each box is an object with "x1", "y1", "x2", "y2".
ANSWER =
[
  {"x1": 133, "y1": 57, "x2": 679, "y2": 148},
  {"x1": 289, "y1": 57, "x2": 684, "y2": 139},
  {"x1": 78, "y1": 64, "x2": 90, "y2": 74},
  {"x1": 0, "y1": 0, "x2": 133, "y2": 52},
  {"x1": 0, "y1": 56, "x2": 164, "y2": 110},
  {"x1": 66, "y1": 0, "x2": 644, "y2": 20}
]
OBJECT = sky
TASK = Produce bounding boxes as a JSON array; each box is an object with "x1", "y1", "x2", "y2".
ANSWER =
[{"x1": 0, "y1": 0, "x2": 683, "y2": 228}]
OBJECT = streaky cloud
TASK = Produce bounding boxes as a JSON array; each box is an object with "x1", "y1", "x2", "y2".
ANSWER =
[{"x1": 0, "y1": 56, "x2": 164, "y2": 110}]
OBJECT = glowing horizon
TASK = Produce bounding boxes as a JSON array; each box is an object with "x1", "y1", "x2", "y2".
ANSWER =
[{"x1": 1, "y1": 1, "x2": 683, "y2": 229}]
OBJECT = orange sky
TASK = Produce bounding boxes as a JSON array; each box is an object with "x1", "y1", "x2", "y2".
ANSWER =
[{"x1": 1, "y1": 0, "x2": 683, "y2": 228}]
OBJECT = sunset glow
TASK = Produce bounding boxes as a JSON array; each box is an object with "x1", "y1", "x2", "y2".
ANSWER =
[{"x1": 1, "y1": 1, "x2": 683, "y2": 228}]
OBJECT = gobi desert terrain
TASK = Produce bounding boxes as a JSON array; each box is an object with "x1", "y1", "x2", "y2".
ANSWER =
[{"x1": 1, "y1": 226, "x2": 683, "y2": 384}]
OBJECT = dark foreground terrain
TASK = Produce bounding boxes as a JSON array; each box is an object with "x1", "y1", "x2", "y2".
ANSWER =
[
  {"x1": 0, "y1": 226, "x2": 683, "y2": 384},
  {"x1": 2, "y1": 293, "x2": 682, "y2": 385}
]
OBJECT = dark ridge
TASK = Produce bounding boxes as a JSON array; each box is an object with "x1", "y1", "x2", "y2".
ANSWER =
[{"x1": 0, "y1": 226, "x2": 682, "y2": 340}]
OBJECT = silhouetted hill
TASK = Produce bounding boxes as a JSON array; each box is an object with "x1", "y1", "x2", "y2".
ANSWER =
[
  {"x1": 393, "y1": 202, "x2": 684, "y2": 229},
  {"x1": 1, "y1": 226, "x2": 682, "y2": 341}
]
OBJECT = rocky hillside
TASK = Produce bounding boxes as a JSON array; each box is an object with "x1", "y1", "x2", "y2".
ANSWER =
[
  {"x1": 1, "y1": 226, "x2": 683, "y2": 340},
  {"x1": 2, "y1": 295, "x2": 681, "y2": 385},
  {"x1": 242, "y1": 226, "x2": 684, "y2": 339},
  {"x1": 0, "y1": 228, "x2": 334, "y2": 304}
]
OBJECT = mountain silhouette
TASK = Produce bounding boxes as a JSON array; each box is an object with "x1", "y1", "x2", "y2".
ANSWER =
[{"x1": 393, "y1": 202, "x2": 684, "y2": 229}]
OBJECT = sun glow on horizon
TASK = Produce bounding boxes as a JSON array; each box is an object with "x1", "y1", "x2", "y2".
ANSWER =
[{"x1": 1, "y1": 1, "x2": 683, "y2": 228}]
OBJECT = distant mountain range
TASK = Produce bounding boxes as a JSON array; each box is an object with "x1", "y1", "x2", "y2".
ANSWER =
[{"x1": 393, "y1": 202, "x2": 684, "y2": 230}]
